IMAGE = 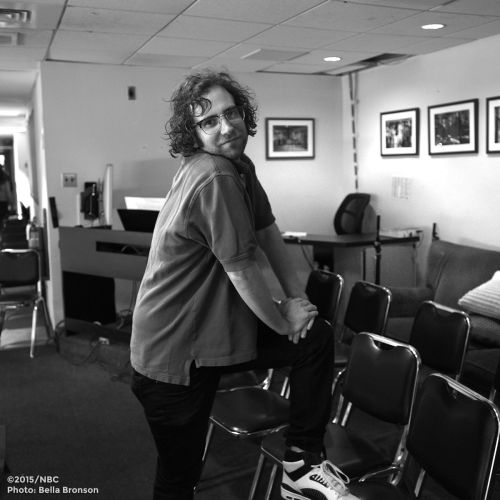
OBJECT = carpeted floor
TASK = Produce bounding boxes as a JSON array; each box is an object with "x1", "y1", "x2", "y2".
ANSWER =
[{"x1": 0, "y1": 309, "x2": 496, "y2": 500}]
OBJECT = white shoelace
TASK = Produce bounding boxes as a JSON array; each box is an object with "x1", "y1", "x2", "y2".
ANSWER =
[{"x1": 313, "y1": 460, "x2": 351, "y2": 495}]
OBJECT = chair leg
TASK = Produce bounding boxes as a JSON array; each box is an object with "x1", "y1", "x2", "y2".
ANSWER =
[
  {"x1": 39, "y1": 297, "x2": 55, "y2": 341},
  {"x1": 248, "y1": 453, "x2": 266, "y2": 500},
  {"x1": 30, "y1": 301, "x2": 38, "y2": 358},
  {"x1": 0, "y1": 308, "x2": 6, "y2": 335},
  {"x1": 265, "y1": 463, "x2": 279, "y2": 500},
  {"x1": 195, "y1": 421, "x2": 214, "y2": 492}
]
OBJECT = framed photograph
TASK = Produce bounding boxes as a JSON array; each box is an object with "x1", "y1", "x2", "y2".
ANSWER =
[
  {"x1": 428, "y1": 99, "x2": 478, "y2": 155},
  {"x1": 380, "y1": 108, "x2": 419, "y2": 156},
  {"x1": 486, "y1": 96, "x2": 500, "y2": 153},
  {"x1": 266, "y1": 118, "x2": 315, "y2": 160}
]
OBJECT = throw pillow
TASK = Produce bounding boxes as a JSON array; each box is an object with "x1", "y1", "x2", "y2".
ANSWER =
[{"x1": 458, "y1": 271, "x2": 500, "y2": 320}]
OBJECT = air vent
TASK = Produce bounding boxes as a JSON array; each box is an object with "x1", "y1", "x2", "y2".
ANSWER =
[
  {"x1": 0, "y1": 32, "x2": 19, "y2": 46},
  {"x1": 360, "y1": 53, "x2": 410, "y2": 66},
  {"x1": 0, "y1": 8, "x2": 31, "y2": 26}
]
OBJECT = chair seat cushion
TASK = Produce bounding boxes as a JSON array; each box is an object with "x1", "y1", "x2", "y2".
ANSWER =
[
  {"x1": 350, "y1": 480, "x2": 410, "y2": 499},
  {"x1": 324, "y1": 424, "x2": 396, "y2": 479},
  {"x1": 260, "y1": 421, "x2": 397, "y2": 480},
  {"x1": 210, "y1": 387, "x2": 289, "y2": 436}
]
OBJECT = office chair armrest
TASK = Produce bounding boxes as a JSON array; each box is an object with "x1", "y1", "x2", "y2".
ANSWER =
[{"x1": 388, "y1": 287, "x2": 434, "y2": 318}]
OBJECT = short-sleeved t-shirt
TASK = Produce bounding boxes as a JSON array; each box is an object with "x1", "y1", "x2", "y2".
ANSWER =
[{"x1": 130, "y1": 152, "x2": 275, "y2": 385}]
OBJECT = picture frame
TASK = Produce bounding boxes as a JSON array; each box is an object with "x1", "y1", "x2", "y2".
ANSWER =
[
  {"x1": 486, "y1": 96, "x2": 500, "y2": 153},
  {"x1": 428, "y1": 99, "x2": 478, "y2": 155},
  {"x1": 265, "y1": 118, "x2": 315, "y2": 160},
  {"x1": 380, "y1": 108, "x2": 419, "y2": 156}
]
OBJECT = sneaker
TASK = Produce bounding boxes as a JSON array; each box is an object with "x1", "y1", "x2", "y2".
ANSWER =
[{"x1": 282, "y1": 455, "x2": 359, "y2": 500}]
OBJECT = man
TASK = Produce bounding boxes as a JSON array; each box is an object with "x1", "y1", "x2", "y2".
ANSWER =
[{"x1": 130, "y1": 70, "x2": 358, "y2": 500}]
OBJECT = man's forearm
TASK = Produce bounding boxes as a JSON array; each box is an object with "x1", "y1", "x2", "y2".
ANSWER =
[
  {"x1": 227, "y1": 261, "x2": 291, "y2": 335},
  {"x1": 257, "y1": 223, "x2": 305, "y2": 298}
]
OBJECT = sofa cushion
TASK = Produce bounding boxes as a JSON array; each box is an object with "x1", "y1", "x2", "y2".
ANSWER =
[
  {"x1": 468, "y1": 314, "x2": 500, "y2": 348},
  {"x1": 458, "y1": 271, "x2": 500, "y2": 320},
  {"x1": 430, "y1": 241, "x2": 500, "y2": 308}
]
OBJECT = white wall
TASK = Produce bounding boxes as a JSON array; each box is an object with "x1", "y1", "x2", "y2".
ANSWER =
[
  {"x1": 39, "y1": 62, "x2": 344, "y2": 321},
  {"x1": 352, "y1": 33, "x2": 500, "y2": 266}
]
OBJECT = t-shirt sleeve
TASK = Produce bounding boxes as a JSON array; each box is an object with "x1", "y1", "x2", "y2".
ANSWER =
[{"x1": 187, "y1": 173, "x2": 258, "y2": 272}]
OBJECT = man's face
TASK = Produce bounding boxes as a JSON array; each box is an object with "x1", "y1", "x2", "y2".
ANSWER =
[{"x1": 192, "y1": 85, "x2": 248, "y2": 160}]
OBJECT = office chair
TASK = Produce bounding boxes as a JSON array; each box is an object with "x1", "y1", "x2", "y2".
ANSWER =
[
  {"x1": 350, "y1": 373, "x2": 500, "y2": 500},
  {"x1": 252, "y1": 332, "x2": 421, "y2": 500},
  {"x1": 409, "y1": 300, "x2": 471, "y2": 382},
  {"x1": 314, "y1": 192, "x2": 371, "y2": 270},
  {"x1": 0, "y1": 248, "x2": 54, "y2": 357}
]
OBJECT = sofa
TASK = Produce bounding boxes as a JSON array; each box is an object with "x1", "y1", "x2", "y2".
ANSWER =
[{"x1": 385, "y1": 239, "x2": 500, "y2": 394}]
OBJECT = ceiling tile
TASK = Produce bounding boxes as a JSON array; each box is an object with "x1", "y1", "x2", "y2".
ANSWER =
[
  {"x1": 372, "y1": 11, "x2": 500, "y2": 36},
  {"x1": 192, "y1": 56, "x2": 274, "y2": 72},
  {"x1": 139, "y1": 37, "x2": 232, "y2": 57},
  {"x1": 435, "y1": 0, "x2": 500, "y2": 16},
  {"x1": 246, "y1": 25, "x2": 357, "y2": 49},
  {"x1": 218, "y1": 43, "x2": 309, "y2": 60},
  {"x1": 402, "y1": 36, "x2": 474, "y2": 55},
  {"x1": 158, "y1": 15, "x2": 270, "y2": 42},
  {"x1": 321, "y1": 33, "x2": 431, "y2": 52},
  {"x1": 51, "y1": 30, "x2": 150, "y2": 52},
  {"x1": 126, "y1": 53, "x2": 206, "y2": 68},
  {"x1": 286, "y1": 1, "x2": 420, "y2": 32},
  {"x1": 48, "y1": 48, "x2": 131, "y2": 64},
  {"x1": 67, "y1": 0, "x2": 195, "y2": 15},
  {"x1": 60, "y1": 6, "x2": 175, "y2": 35},
  {"x1": 345, "y1": 0, "x2": 445, "y2": 9},
  {"x1": 290, "y1": 49, "x2": 378, "y2": 67},
  {"x1": 261, "y1": 61, "x2": 335, "y2": 74},
  {"x1": 444, "y1": 18, "x2": 500, "y2": 39},
  {"x1": 184, "y1": 0, "x2": 327, "y2": 24},
  {"x1": 0, "y1": 46, "x2": 47, "y2": 62}
]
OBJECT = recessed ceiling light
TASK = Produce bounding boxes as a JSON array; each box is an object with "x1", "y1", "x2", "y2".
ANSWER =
[
  {"x1": 421, "y1": 23, "x2": 445, "y2": 30},
  {"x1": 324, "y1": 56, "x2": 342, "y2": 62}
]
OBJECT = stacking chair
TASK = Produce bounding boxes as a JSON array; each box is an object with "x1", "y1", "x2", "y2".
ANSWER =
[
  {"x1": 0, "y1": 248, "x2": 53, "y2": 357},
  {"x1": 350, "y1": 373, "x2": 500, "y2": 500},
  {"x1": 251, "y1": 332, "x2": 421, "y2": 500},
  {"x1": 216, "y1": 269, "x2": 343, "y2": 393},
  {"x1": 200, "y1": 271, "x2": 343, "y2": 495},
  {"x1": 409, "y1": 300, "x2": 471, "y2": 381},
  {"x1": 331, "y1": 280, "x2": 392, "y2": 397}
]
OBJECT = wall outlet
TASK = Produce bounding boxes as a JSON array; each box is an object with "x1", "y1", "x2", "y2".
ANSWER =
[{"x1": 62, "y1": 172, "x2": 77, "y2": 188}]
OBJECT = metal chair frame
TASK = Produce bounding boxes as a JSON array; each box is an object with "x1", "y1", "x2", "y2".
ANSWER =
[
  {"x1": 352, "y1": 373, "x2": 500, "y2": 500},
  {"x1": 0, "y1": 248, "x2": 53, "y2": 357},
  {"x1": 252, "y1": 332, "x2": 421, "y2": 500}
]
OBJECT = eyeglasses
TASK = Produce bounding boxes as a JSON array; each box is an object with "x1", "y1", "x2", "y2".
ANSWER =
[{"x1": 192, "y1": 106, "x2": 245, "y2": 135}]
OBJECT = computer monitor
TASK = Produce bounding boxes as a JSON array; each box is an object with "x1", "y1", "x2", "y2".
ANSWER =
[{"x1": 117, "y1": 209, "x2": 159, "y2": 233}]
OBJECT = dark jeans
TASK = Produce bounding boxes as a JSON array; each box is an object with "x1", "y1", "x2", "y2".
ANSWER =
[{"x1": 131, "y1": 318, "x2": 334, "y2": 500}]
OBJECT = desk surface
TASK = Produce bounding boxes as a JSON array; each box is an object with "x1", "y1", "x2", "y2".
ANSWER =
[{"x1": 282, "y1": 232, "x2": 420, "y2": 247}]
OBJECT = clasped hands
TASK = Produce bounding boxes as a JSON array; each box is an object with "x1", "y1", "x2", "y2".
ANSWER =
[{"x1": 277, "y1": 297, "x2": 318, "y2": 344}]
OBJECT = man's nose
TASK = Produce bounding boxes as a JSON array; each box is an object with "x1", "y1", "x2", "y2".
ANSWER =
[{"x1": 220, "y1": 115, "x2": 235, "y2": 134}]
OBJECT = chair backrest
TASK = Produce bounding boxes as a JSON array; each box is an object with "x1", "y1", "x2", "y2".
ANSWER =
[
  {"x1": 342, "y1": 332, "x2": 420, "y2": 425},
  {"x1": 409, "y1": 300, "x2": 471, "y2": 379},
  {"x1": 0, "y1": 249, "x2": 40, "y2": 287},
  {"x1": 343, "y1": 281, "x2": 391, "y2": 338},
  {"x1": 407, "y1": 373, "x2": 500, "y2": 500},
  {"x1": 333, "y1": 193, "x2": 371, "y2": 235},
  {"x1": 305, "y1": 270, "x2": 343, "y2": 325}
]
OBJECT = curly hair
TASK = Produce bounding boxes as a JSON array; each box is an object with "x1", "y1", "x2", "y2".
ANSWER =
[{"x1": 165, "y1": 69, "x2": 258, "y2": 157}]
